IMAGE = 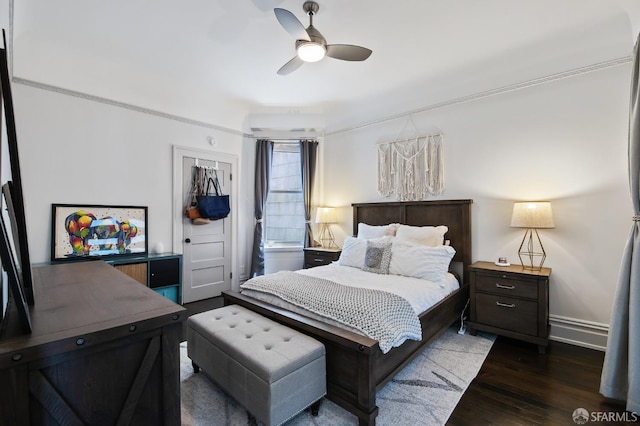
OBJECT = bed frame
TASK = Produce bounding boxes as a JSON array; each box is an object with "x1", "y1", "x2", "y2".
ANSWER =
[{"x1": 222, "y1": 199, "x2": 472, "y2": 425}]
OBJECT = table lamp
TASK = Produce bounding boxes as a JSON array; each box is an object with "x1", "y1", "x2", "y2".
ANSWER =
[
  {"x1": 510, "y1": 201, "x2": 554, "y2": 270},
  {"x1": 315, "y1": 207, "x2": 338, "y2": 248}
]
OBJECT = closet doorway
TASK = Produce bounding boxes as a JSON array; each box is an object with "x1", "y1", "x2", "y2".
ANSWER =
[{"x1": 173, "y1": 146, "x2": 238, "y2": 303}]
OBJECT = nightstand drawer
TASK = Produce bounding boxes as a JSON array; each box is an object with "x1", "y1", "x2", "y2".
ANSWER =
[
  {"x1": 303, "y1": 248, "x2": 341, "y2": 268},
  {"x1": 475, "y1": 272, "x2": 538, "y2": 299},
  {"x1": 305, "y1": 257, "x2": 331, "y2": 268},
  {"x1": 475, "y1": 293, "x2": 538, "y2": 336}
]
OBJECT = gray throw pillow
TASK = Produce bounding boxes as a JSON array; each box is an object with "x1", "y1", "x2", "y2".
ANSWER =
[{"x1": 363, "y1": 239, "x2": 392, "y2": 274}]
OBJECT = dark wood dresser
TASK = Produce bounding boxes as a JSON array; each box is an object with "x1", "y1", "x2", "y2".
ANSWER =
[
  {"x1": 468, "y1": 261, "x2": 551, "y2": 353},
  {"x1": 0, "y1": 261, "x2": 186, "y2": 425},
  {"x1": 303, "y1": 247, "x2": 342, "y2": 268}
]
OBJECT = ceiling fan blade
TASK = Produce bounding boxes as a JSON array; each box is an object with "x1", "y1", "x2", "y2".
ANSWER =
[
  {"x1": 274, "y1": 8, "x2": 310, "y2": 41},
  {"x1": 326, "y1": 44, "x2": 372, "y2": 61},
  {"x1": 277, "y1": 56, "x2": 305, "y2": 75}
]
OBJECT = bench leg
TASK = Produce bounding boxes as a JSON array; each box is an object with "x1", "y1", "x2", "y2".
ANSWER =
[
  {"x1": 192, "y1": 361, "x2": 200, "y2": 374},
  {"x1": 310, "y1": 399, "x2": 322, "y2": 416}
]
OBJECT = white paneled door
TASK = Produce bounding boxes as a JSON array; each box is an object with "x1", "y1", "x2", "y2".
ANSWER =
[{"x1": 179, "y1": 153, "x2": 233, "y2": 303}]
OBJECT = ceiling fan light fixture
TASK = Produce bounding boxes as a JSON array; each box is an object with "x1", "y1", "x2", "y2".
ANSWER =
[
  {"x1": 297, "y1": 42, "x2": 326, "y2": 62},
  {"x1": 274, "y1": 2, "x2": 371, "y2": 75}
]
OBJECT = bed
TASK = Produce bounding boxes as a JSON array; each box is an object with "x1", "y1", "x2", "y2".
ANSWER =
[{"x1": 222, "y1": 199, "x2": 472, "y2": 425}]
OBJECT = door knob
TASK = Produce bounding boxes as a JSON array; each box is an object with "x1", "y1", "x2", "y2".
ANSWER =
[{"x1": 185, "y1": 238, "x2": 191, "y2": 243}]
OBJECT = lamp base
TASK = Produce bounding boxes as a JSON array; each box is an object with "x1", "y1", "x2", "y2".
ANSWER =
[
  {"x1": 517, "y1": 228, "x2": 547, "y2": 271},
  {"x1": 318, "y1": 223, "x2": 338, "y2": 249}
]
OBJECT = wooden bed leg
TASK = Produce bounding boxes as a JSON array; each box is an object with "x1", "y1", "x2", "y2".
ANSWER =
[
  {"x1": 310, "y1": 399, "x2": 321, "y2": 416},
  {"x1": 359, "y1": 415, "x2": 376, "y2": 426},
  {"x1": 356, "y1": 348, "x2": 378, "y2": 426},
  {"x1": 192, "y1": 361, "x2": 200, "y2": 374}
]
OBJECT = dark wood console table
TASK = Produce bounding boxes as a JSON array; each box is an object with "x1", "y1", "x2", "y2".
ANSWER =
[{"x1": 0, "y1": 261, "x2": 186, "y2": 425}]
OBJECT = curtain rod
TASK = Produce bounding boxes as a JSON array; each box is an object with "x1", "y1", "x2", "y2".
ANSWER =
[{"x1": 253, "y1": 139, "x2": 317, "y2": 143}]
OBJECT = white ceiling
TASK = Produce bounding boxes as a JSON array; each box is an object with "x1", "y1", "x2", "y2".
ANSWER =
[{"x1": 10, "y1": 0, "x2": 640, "y2": 132}]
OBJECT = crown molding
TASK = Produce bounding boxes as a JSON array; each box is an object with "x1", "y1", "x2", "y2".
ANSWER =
[
  {"x1": 325, "y1": 56, "x2": 633, "y2": 136},
  {"x1": 12, "y1": 77, "x2": 249, "y2": 137}
]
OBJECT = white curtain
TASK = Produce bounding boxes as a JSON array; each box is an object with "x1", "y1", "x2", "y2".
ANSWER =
[
  {"x1": 377, "y1": 133, "x2": 444, "y2": 201},
  {"x1": 599, "y1": 33, "x2": 640, "y2": 414}
]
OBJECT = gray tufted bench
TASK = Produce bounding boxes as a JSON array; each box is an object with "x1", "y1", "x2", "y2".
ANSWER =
[{"x1": 186, "y1": 304, "x2": 326, "y2": 426}]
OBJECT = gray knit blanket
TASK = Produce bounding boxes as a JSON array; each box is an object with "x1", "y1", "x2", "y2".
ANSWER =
[{"x1": 240, "y1": 271, "x2": 422, "y2": 353}]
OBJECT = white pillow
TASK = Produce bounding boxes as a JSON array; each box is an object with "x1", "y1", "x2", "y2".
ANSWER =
[
  {"x1": 389, "y1": 240, "x2": 456, "y2": 286},
  {"x1": 395, "y1": 224, "x2": 448, "y2": 247},
  {"x1": 357, "y1": 223, "x2": 398, "y2": 239},
  {"x1": 338, "y1": 236, "x2": 368, "y2": 268},
  {"x1": 339, "y1": 236, "x2": 393, "y2": 269}
]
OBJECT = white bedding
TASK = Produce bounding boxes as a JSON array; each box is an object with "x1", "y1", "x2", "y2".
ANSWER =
[
  {"x1": 299, "y1": 262, "x2": 459, "y2": 314},
  {"x1": 240, "y1": 262, "x2": 460, "y2": 340}
]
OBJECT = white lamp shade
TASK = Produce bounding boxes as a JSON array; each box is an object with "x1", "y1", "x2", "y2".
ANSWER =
[
  {"x1": 510, "y1": 201, "x2": 555, "y2": 229},
  {"x1": 315, "y1": 207, "x2": 337, "y2": 224}
]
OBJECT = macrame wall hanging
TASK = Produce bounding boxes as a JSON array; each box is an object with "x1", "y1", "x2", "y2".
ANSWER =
[{"x1": 377, "y1": 117, "x2": 445, "y2": 201}]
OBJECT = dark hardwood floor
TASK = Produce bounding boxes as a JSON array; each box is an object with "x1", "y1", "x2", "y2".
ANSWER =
[
  {"x1": 449, "y1": 337, "x2": 637, "y2": 425},
  {"x1": 182, "y1": 298, "x2": 637, "y2": 425}
]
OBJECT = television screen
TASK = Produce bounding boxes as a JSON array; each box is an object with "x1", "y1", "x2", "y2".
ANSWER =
[{"x1": 51, "y1": 204, "x2": 148, "y2": 262}]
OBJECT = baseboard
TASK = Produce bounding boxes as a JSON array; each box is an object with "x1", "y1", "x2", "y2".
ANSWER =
[{"x1": 549, "y1": 315, "x2": 608, "y2": 351}]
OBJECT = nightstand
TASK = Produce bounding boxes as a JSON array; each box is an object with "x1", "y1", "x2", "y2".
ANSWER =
[
  {"x1": 303, "y1": 247, "x2": 342, "y2": 268},
  {"x1": 468, "y1": 261, "x2": 551, "y2": 353}
]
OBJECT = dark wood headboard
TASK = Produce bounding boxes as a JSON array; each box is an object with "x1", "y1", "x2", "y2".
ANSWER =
[{"x1": 352, "y1": 199, "x2": 473, "y2": 279}]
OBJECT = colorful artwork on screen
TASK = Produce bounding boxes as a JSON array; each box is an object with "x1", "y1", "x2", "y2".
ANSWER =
[{"x1": 52, "y1": 205, "x2": 147, "y2": 261}]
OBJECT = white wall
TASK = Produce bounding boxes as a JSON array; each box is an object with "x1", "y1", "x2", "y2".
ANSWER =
[
  {"x1": 322, "y1": 64, "x2": 632, "y2": 349},
  {"x1": 12, "y1": 84, "x2": 254, "y2": 285},
  {"x1": 264, "y1": 249, "x2": 304, "y2": 275}
]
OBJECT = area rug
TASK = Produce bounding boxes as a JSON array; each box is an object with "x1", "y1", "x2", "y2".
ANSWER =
[{"x1": 180, "y1": 326, "x2": 495, "y2": 426}]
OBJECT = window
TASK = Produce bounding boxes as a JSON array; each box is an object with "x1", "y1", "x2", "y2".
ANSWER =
[{"x1": 265, "y1": 143, "x2": 305, "y2": 245}]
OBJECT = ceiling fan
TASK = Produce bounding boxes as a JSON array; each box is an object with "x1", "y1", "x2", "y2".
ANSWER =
[{"x1": 274, "y1": 1, "x2": 372, "y2": 75}]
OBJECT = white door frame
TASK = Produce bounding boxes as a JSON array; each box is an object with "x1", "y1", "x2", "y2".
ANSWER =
[{"x1": 172, "y1": 145, "x2": 239, "y2": 294}]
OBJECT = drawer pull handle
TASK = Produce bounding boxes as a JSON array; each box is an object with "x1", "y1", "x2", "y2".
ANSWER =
[
  {"x1": 496, "y1": 301, "x2": 516, "y2": 308},
  {"x1": 313, "y1": 258, "x2": 324, "y2": 262},
  {"x1": 495, "y1": 283, "x2": 515, "y2": 290}
]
